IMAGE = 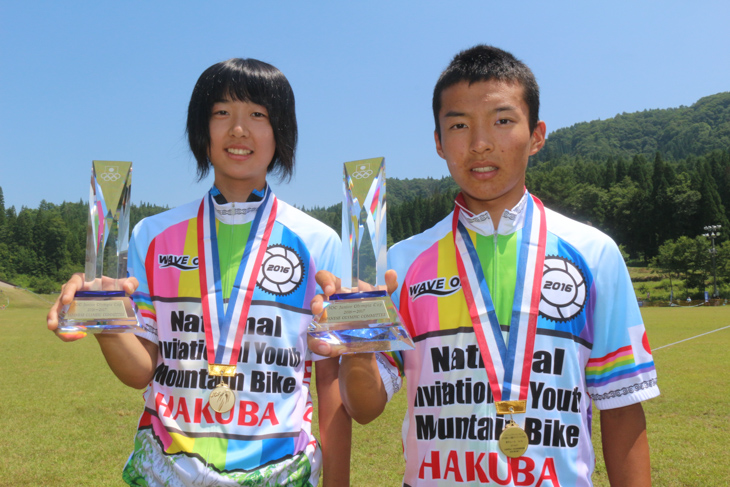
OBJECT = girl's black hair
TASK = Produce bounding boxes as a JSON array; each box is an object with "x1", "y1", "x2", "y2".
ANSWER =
[{"x1": 187, "y1": 58, "x2": 297, "y2": 182}]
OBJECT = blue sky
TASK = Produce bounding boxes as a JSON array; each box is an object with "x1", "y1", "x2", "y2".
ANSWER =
[{"x1": 1, "y1": 1, "x2": 729, "y2": 212}]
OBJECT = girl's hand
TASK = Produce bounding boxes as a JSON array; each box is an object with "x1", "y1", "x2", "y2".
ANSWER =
[
  {"x1": 308, "y1": 270, "x2": 398, "y2": 357},
  {"x1": 46, "y1": 274, "x2": 139, "y2": 342}
]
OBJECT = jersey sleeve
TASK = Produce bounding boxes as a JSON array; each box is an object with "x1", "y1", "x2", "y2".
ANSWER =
[
  {"x1": 129, "y1": 219, "x2": 158, "y2": 344},
  {"x1": 375, "y1": 352, "x2": 402, "y2": 401},
  {"x1": 306, "y1": 221, "x2": 341, "y2": 364},
  {"x1": 374, "y1": 246, "x2": 422, "y2": 402},
  {"x1": 586, "y1": 240, "x2": 659, "y2": 410}
]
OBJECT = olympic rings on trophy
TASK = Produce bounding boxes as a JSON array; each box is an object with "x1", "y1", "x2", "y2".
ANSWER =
[
  {"x1": 351, "y1": 165, "x2": 374, "y2": 179},
  {"x1": 99, "y1": 169, "x2": 122, "y2": 182}
]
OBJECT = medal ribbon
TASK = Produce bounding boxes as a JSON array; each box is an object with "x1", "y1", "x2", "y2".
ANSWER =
[
  {"x1": 452, "y1": 192, "x2": 546, "y2": 403},
  {"x1": 197, "y1": 187, "x2": 278, "y2": 366}
]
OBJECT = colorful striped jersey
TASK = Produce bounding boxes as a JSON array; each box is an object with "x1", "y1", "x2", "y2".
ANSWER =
[
  {"x1": 387, "y1": 192, "x2": 659, "y2": 486},
  {"x1": 122, "y1": 188, "x2": 340, "y2": 486}
]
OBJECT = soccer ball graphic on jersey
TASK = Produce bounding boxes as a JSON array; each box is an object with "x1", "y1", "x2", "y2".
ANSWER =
[{"x1": 539, "y1": 256, "x2": 586, "y2": 322}]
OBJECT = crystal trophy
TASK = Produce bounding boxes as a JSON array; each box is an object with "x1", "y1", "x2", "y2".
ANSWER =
[
  {"x1": 308, "y1": 157, "x2": 414, "y2": 353},
  {"x1": 57, "y1": 161, "x2": 140, "y2": 337}
]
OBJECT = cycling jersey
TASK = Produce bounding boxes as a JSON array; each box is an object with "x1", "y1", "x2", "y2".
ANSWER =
[
  {"x1": 386, "y1": 192, "x2": 659, "y2": 487},
  {"x1": 121, "y1": 187, "x2": 340, "y2": 486}
]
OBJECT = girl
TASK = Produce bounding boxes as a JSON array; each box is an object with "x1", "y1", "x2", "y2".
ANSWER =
[{"x1": 48, "y1": 58, "x2": 350, "y2": 486}]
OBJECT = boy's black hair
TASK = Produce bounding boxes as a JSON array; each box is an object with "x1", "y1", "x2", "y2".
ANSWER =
[
  {"x1": 187, "y1": 58, "x2": 297, "y2": 182},
  {"x1": 432, "y1": 45, "x2": 540, "y2": 138}
]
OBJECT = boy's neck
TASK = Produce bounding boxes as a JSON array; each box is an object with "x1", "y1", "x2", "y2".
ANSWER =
[{"x1": 461, "y1": 190, "x2": 527, "y2": 224}]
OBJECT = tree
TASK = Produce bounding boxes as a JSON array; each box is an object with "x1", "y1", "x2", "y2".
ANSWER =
[
  {"x1": 693, "y1": 160, "x2": 729, "y2": 234},
  {"x1": 686, "y1": 236, "x2": 712, "y2": 293},
  {"x1": 707, "y1": 150, "x2": 730, "y2": 211},
  {"x1": 42, "y1": 214, "x2": 72, "y2": 279},
  {"x1": 563, "y1": 183, "x2": 608, "y2": 226},
  {"x1": 388, "y1": 210, "x2": 403, "y2": 246},
  {"x1": 715, "y1": 240, "x2": 730, "y2": 285},
  {"x1": 529, "y1": 165, "x2": 577, "y2": 215},
  {"x1": 604, "y1": 178, "x2": 652, "y2": 261},
  {"x1": 615, "y1": 157, "x2": 628, "y2": 184},
  {"x1": 628, "y1": 154, "x2": 651, "y2": 190},
  {"x1": 659, "y1": 236, "x2": 712, "y2": 293},
  {"x1": 649, "y1": 153, "x2": 674, "y2": 251},
  {"x1": 0, "y1": 186, "x2": 5, "y2": 234},
  {"x1": 602, "y1": 157, "x2": 616, "y2": 189},
  {"x1": 573, "y1": 157, "x2": 602, "y2": 186},
  {"x1": 3, "y1": 207, "x2": 17, "y2": 248},
  {"x1": 664, "y1": 173, "x2": 701, "y2": 241},
  {"x1": 13, "y1": 207, "x2": 34, "y2": 248},
  {"x1": 651, "y1": 239, "x2": 688, "y2": 300}
]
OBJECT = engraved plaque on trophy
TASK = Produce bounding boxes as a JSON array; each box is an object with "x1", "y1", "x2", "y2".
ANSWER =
[
  {"x1": 57, "y1": 161, "x2": 140, "y2": 337},
  {"x1": 308, "y1": 157, "x2": 415, "y2": 353}
]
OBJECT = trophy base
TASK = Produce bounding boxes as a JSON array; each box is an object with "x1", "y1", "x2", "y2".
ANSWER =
[
  {"x1": 57, "y1": 291, "x2": 140, "y2": 338},
  {"x1": 308, "y1": 291, "x2": 415, "y2": 353}
]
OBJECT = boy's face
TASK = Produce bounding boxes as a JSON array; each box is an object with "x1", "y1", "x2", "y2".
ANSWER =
[{"x1": 435, "y1": 80, "x2": 546, "y2": 218}]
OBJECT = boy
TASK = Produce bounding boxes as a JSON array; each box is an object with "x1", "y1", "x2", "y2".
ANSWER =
[{"x1": 313, "y1": 45, "x2": 658, "y2": 486}]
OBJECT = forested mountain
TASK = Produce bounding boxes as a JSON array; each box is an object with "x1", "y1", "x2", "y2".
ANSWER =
[
  {"x1": 2, "y1": 92, "x2": 730, "y2": 293},
  {"x1": 523, "y1": 92, "x2": 730, "y2": 264},
  {"x1": 303, "y1": 176, "x2": 460, "y2": 244},
  {"x1": 527, "y1": 150, "x2": 730, "y2": 262},
  {"x1": 0, "y1": 191, "x2": 168, "y2": 292},
  {"x1": 533, "y1": 92, "x2": 730, "y2": 163}
]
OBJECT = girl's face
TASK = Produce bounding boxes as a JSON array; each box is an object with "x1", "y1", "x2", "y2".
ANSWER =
[{"x1": 208, "y1": 97, "x2": 276, "y2": 195}]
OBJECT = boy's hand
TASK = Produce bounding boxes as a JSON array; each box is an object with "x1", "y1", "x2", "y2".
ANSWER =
[
  {"x1": 309, "y1": 270, "x2": 346, "y2": 357},
  {"x1": 46, "y1": 274, "x2": 139, "y2": 342},
  {"x1": 308, "y1": 270, "x2": 399, "y2": 357}
]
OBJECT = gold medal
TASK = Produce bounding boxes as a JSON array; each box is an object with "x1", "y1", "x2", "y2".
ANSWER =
[
  {"x1": 208, "y1": 364, "x2": 237, "y2": 413},
  {"x1": 499, "y1": 420, "x2": 529, "y2": 458},
  {"x1": 496, "y1": 400, "x2": 529, "y2": 458},
  {"x1": 209, "y1": 381, "x2": 236, "y2": 413}
]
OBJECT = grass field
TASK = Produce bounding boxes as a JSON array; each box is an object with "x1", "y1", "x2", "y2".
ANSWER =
[{"x1": 1, "y1": 287, "x2": 728, "y2": 486}]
